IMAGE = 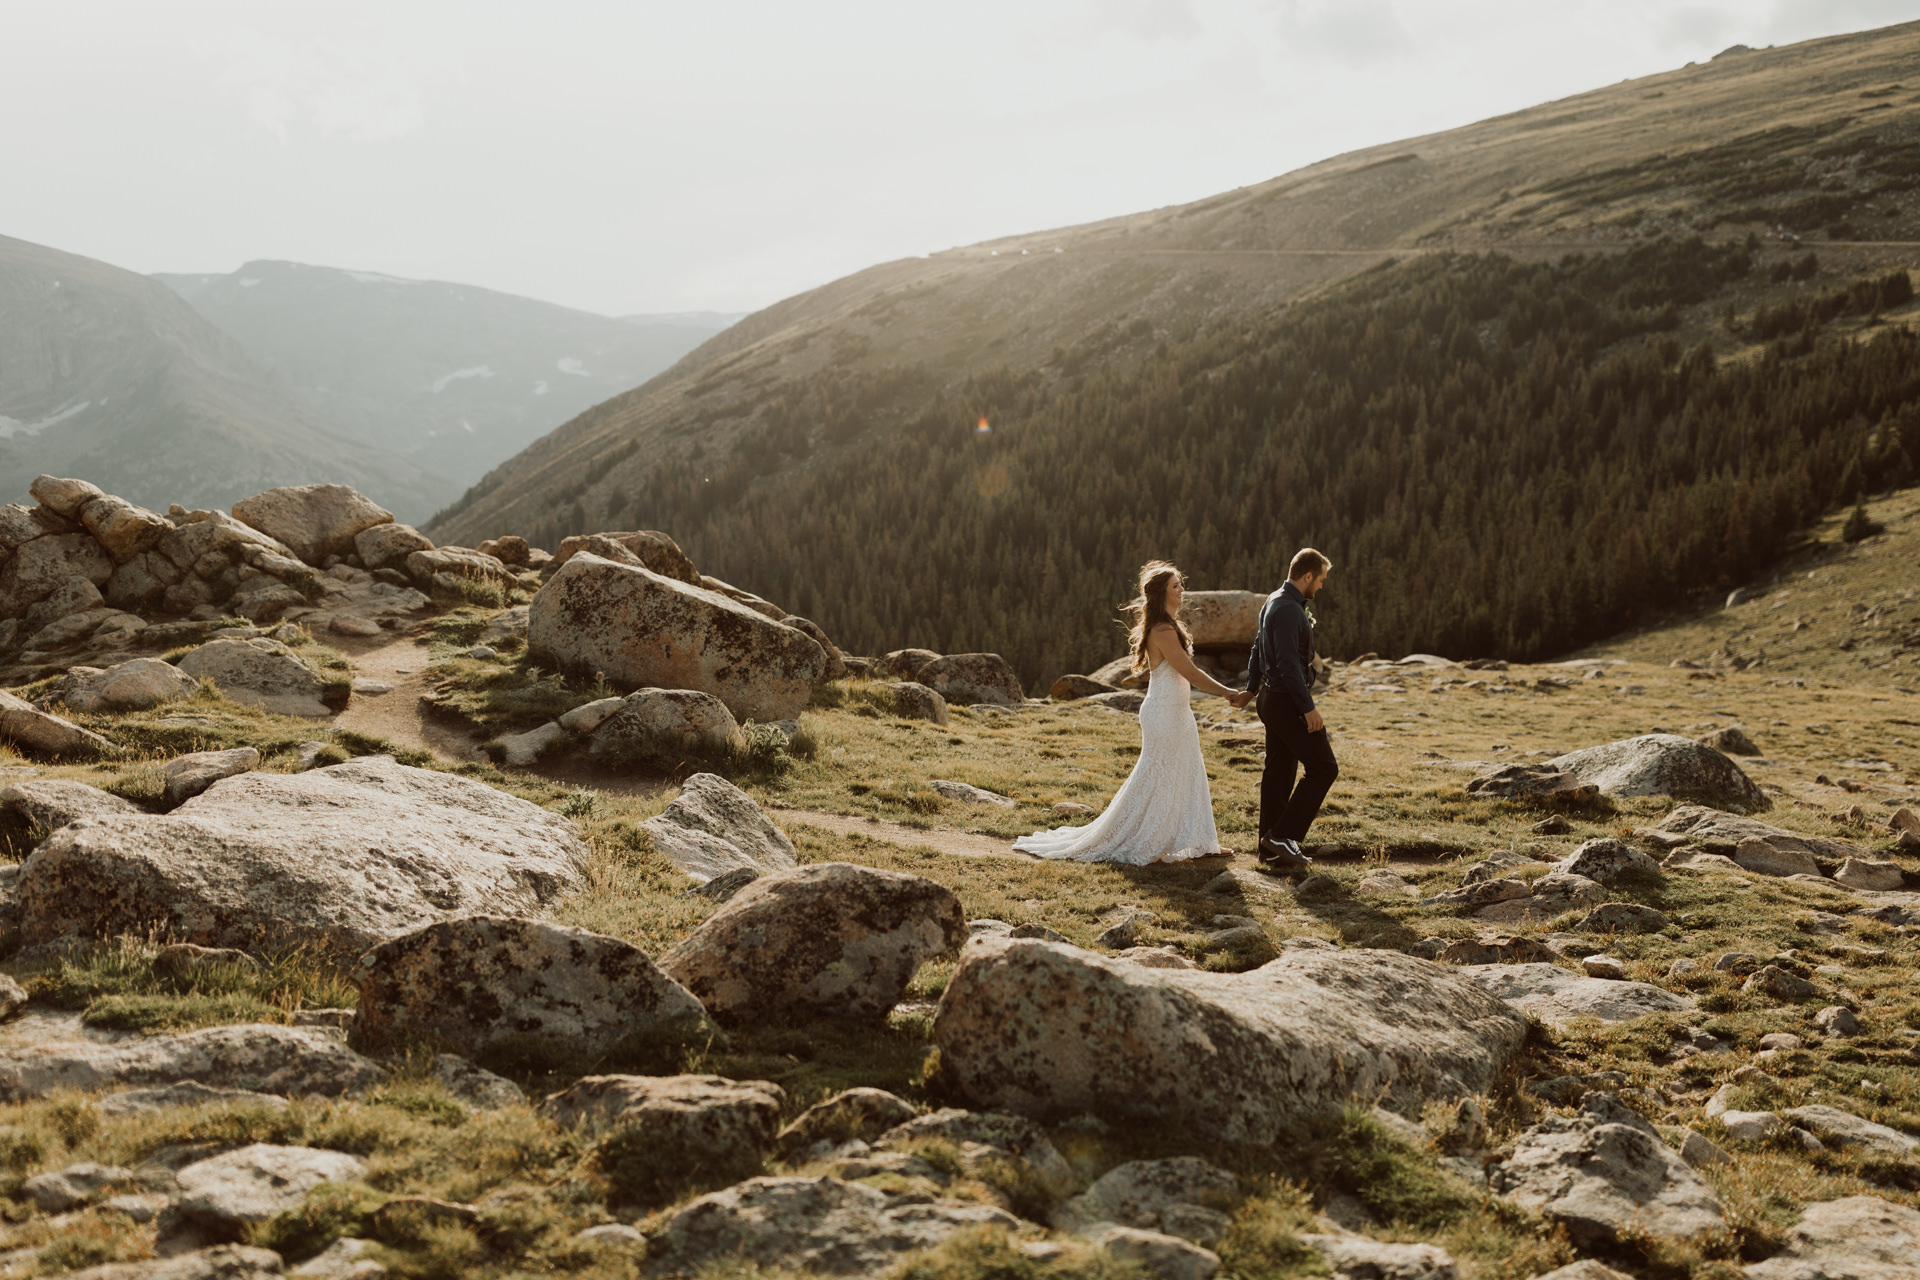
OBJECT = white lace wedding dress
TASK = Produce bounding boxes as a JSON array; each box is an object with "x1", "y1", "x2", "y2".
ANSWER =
[{"x1": 1013, "y1": 660, "x2": 1222, "y2": 864}]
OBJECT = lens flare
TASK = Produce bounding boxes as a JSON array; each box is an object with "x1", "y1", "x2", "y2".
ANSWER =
[{"x1": 976, "y1": 417, "x2": 991, "y2": 435}]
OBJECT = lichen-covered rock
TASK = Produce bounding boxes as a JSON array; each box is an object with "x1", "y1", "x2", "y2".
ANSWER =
[
  {"x1": 176, "y1": 638, "x2": 333, "y2": 717},
  {"x1": 1491, "y1": 1094, "x2": 1725, "y2": 1248},
  {"x1": 1548, "y1": 734, "x2": 1769, "y2": 811},
  {"x1": 406, "y1": 545, "x2": 515, "y2": 588},
  {"x1": 162, "y1": 747, "x2": 261, "y2": 805},
  {"x1": 640, "y1": 771, "x2": 797, "y2": 884},
  {"x1": 475, "y1": 535, "x2": 530, "y2": 567},
  {"x1": 1743, "y1": 965, "x2": 1821, "y2": 1002},
  {"x1": 175, "y1": 1142, "x2": 367, "y2": 1234},
  {"x1": 1457, "y1": 963, "x2": 1691, "y2": 1026},
  {"x1": 886, "y1": 681, "x2": 948, "y2": 724},
  {"x1": 914, "y1": 653, "x2": 1024, "y2": 705},
  {"x1": 353, "y1": 522, "x2": 434, "y2": 572},
  {"x1": 232, "y1": 484, "x2": 393, "y2": 566},
  {"x1": 1835, "y1": 857, "x2": 1905, "y2": 890},
  {"x1": 1169, "y1": 591, "x2": 1265, "y2": 647},
  {"x1": 1555, "y1": 839, "x2": 1660, "y2": 884},
  {"x1": 699, "y1": 574, "x2": 786, "y2": 620},
  {"x1": 1464, "y1": 763, "x2": 1600, "y2": 803},
  {"x1": 1743, "y1": 1195, "x2": 1920, "y2": 1279},
  {"x1": 103, "y1": 550, "x2": 183, "y2": 612},
  {"x1": 350, "y1": 916, "x2": 712, "y2": 1059},
  {"x1": 776, "y1": 1087, "x2": 919, "y2": 1155},
  {"x1": 934, "y1": 939, "x2": 1527, "y2": 1143},
  {"x1": 1656, "y1": 807, "x2": 1864, "y2": 865},
  {"x1": 79, "y1": 494, "x2": 174, "y2": 562},
  {"x1": 541, "y1": 1075, "x2": 784, "y2": 1162},
  {"x1": 531, "y1": 554, "x2": 827, "y2": 722},
  {"x1": 49, "y1": 658, "x2": 200, "y2": 714},
  {"x1": 1054, "y1": 1157, "x2": 1240, "y2": 1234},
  {"x1": 13, "y1": 756, "x2": 590, "y2": 957},
  {"x1": 660, "y1": 862, "x2": 964, "y2": 1024},
  {"x1": 0, "y1": 1023, "x2": 385, "y2": 1101},
  {"x1": 1697, "y1": 726, "x2": 1761, "y2": 756},
  {"x1": 156, "y1": 509, "x2": 296, "y2": 576},
  {"x1": 0, "y1": 532, "x2": 114, "y2": 615},
  {"x1": 649, "y1": 1176, "x2": 1019, "y2": 1277},
  {"x1": 0, "y1": 689, "x2": 114, "y2": 758},
  {"x1": 1574, "y1": 903, "x2": 1669, "y2": 933},
  {"x1": 783, "y1": 616, "x2": 847, "y2": 681},
  {"x1": 552, "y1": 529, "x2": 701, "y2": 583},
  {"x1": 874, "y1": 648, "x2": 941, "y2": 681},
  {"x1": 589, "y1": 688, "x2": 740, "y2": 766},
  {"x1": 431, "y1": 1054, "x2": 525, "y2": 1109}
]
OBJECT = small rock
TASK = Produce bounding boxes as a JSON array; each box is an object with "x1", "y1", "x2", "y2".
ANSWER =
[
  {"x1": 1556, "y1": 838, "x2": 1660, "y2": 884},
  {"x1": 1718, "y1": 1109, "x2": 1781, "y2": 1142},
  {"x1": 431, "y1": 1054, "x2": 524, "y2": 1109},
  {"x1": 575, "y1": 1223, "x2": 645, "y2": 1245},
  {"x1": 329, "y1": 615, "x2": 385, "y2": 637},
  {"x1": 1668, "y1": 958, "x2": 1703, "y2": 979},
  {"x1": 1734, "y1": 837, "x2": 1822, "y2": 879},
  {"x1": 928, "y1": 778, "x2": 1015, "y2": 806},
  {"x1": 175, "y1": 1143, "x2": 367, "y2": 1234},
  {"x1": 495, "y1": 721, "x2": 564, "y2": 767},
  {"x1": 1300, "y1": 1233, "x2": 1458, "y2": 1280},
  {"x1": 1814, "y1": 1005, "x2": 1861, "y2": 1037},
  {"x1": 1574, "y1": 903, "x2": 1668, "y2": 933},
  {"x1": 1714, "y1": 952, "x2": 1757, "y2": 973},
  {"x1": 1355, "y1": 871, "x2": 1417, "y2": 898},
  {"x1": 98, "y1": 1082, "x2": 291, "y2": 1116},
  {"x1": 1052, "y1": 801, "x2": 1094, "y2": 818},
  {"x1": 160, "y1": 747, "x2": 260, "y2": 805},
  {"x1": 557, "y1": 697, "x2": 625, "y2": 734},
  {"x1": 1053, "y1": 1156, "x2": 1240, "y2": 1234},
  {"x1": 1758, "y1": 1032, "x2": 1804, "y2": 1051},
  {"x1": 290, "y1": 1237, "x2": 385, "y2": 1279},
  {"x1": 1743, "y1": 965, "x2": 1821, "y2": 1002},
  {"x1": 1678, "y1": 1129, "x2": 1729, "y2": 1168},
  {"x1": 1780, "y1": 1105, "x2": 1919, "y2": 1156},
  {"x1": 22, "y1": 1161, "x2": 132, "y2": 1213},
  {"x1": 349, "y1": 678, "x2": 392, "y2": 695},
  {"x1": 1583, "y1": 955, "x2": 1626, "y2": 979},
  {"x1": 467, "y1": 645, "x2": 497, "y2": 660},
  {"x1": 776, "y1": 1087, "x2": 919, "y2": 1155}
]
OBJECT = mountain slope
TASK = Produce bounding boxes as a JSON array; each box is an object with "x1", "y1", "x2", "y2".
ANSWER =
[
  {"x1": 431, "y1": 20, "x2": 1920, "y2": 551},
  {"x1": 154, "y1": 261, "x2": 740, "y2": 493},
  {"x1": 0, "y1": 234, "x2": 454, "y2": 520}
]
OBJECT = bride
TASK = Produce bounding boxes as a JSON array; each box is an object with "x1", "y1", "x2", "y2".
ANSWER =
[{"x1": 1014, "y1": 561, "x2": 1249, "y2": 865}]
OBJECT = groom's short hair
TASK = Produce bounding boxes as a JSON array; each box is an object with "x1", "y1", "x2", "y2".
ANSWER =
[{"x1": 1289, "y1": 548, "x2": 1330, "y2": 580}]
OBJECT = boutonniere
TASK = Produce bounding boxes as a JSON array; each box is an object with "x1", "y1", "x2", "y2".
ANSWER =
[{"x1": 1304, "y1": 602, "x2": 1318, "y2": 628}]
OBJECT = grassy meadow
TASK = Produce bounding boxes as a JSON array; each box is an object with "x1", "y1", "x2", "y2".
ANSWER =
[{"x1": 0, "y1": 489, "x2": 1916, "y2": 1278}]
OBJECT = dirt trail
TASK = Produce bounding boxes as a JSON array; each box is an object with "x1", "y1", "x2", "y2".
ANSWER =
[{"x1": 329, "y1": 631, "x2": 481, "y2": 763}]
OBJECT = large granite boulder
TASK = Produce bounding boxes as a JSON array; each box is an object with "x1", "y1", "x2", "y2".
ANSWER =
[
  {"x1": 1053, "y1": 1157, "x2": 1241, "y2": 1234},
  {"x1": 0, "y1": 689, "x2": 114, "y2": 758},
  {"x1": 350, "y1": 917, "x2": 713, "y2": 1058},
  {"x1": 649, "y1": 1176, "x2": 1018, "y2": 1277},
  {"x1": 354, "y1": 522, "x2": 434, "y2": 572},
  {"x1": 51, "y1": 658, "x2": 200, "y2": 714},
  {"x1": 156, "y1": 509, "x2": 296, "y2": 575},
  {"x1": 1492, "y1": 1094, "x2": 1725, "y2": 1249},
  {"x1": 640, "y1": 772, "x2": 798, "y2": 883},
  {"x1": 1456, "y1": 964, "x2": 1692, "y2": 1026},
  {"x1": 1464, "y1": 763, "x2": 1599, "y2": 804},
  {"x1": 874, "y1": 648, "x2": 941, "y2": 681},
  {"x1": 934, "y1": 939, "x2": 1527, "y2": 1142},
  {"x1": 531, "y1": 553, "x2": 828, "y2": 722},
  {"x1": 0, "y1": 1024, "x2": 385, "y2": 1101},
  {"x1": 175, "y1": 638, "x2": 334, "y2": 717},
  {"x1": 1547, "y1": 734, "x2": 1769, "y2": 811},
  {"x1": 1744, "y1": 1196, "x2": 1920, "y2": 1279},
  {"x1": 1173, "y1": 591, "x2": 1265, "y2": 647},
  {"x1": 406, "y1": 546, "x2": 516, "y2": 589},
  {"x1": 589, "y1": 688, "x2": 741, "y2": 766},
  {"x1": 554, "y1": 530, "x2": 701, "y2": 584},
  {"x1": 231, "y1": 484, "x2": 392, "y2": 566},
  {"x1": 79, "y1": 494, "x2": 174, "y2": 562},
  {"x1": 661, "y1": 862, "x2": 964, "y2": 1024},
  {"x1": 0, "y1": 531, "x2": 114, "y2": 629},
  {"x1": 12, "y1": 756, "x2": 590, "y2": 957},
  {"x1": 28, "y1": 474, "x2": 104, "y2": 519},
  {"x1": 914, "y1": 653, "x2": 1024, "y2": 705}
]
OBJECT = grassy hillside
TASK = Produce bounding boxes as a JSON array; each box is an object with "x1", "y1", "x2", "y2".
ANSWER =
[
  {"x1": 429, "y1": 20, "x2": 1920, "y2": 554},
  {"x1": 0, "y1": 236, "x2": 455, "y2": 521}
]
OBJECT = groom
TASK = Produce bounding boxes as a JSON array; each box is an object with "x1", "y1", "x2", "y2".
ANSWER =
[{"x1": 1247, "y1": 548, "x2": 1337, "y2": 872}]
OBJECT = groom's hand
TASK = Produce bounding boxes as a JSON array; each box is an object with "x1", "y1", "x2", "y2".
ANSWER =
[{"x1": 1304, "y1": 709, "x2": 1325, "y2": 733}]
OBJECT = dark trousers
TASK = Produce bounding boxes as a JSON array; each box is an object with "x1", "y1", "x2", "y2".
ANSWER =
[{"x1": 1257, "y1": 687, "x2": 1339, "y2": 843}]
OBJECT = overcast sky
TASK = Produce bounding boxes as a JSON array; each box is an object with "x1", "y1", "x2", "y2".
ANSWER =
[{"x1": 4, "y1": 0, "x2": 1917, "y2": 317}]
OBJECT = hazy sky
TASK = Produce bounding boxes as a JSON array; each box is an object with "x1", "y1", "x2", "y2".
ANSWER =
[{"x1": 5, "y1": 0, "x2": 1916, "y2": 317}]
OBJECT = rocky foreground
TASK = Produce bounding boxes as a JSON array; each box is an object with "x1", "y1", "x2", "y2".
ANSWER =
[{"x1": 0, "y1": 477, "x2": 1913, "y2": 1278}]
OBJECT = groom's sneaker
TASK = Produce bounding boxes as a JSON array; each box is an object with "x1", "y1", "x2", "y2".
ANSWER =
[{"x1": 1257, "y1": 834, "x2": 1313, "y2": 872}]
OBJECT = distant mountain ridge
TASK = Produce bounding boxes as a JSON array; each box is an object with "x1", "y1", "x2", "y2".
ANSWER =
[
  {"x1": 0, "y1": 234, "x2": 452, "y2": 520},
  {"x1": 155, "y1": 262, "x2": 741, "y2": 492}
]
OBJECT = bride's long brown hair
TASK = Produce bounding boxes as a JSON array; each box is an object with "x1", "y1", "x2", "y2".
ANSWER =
[{"x1": 1126, "y1": 560, "x2": 1192, "y2": 675}]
